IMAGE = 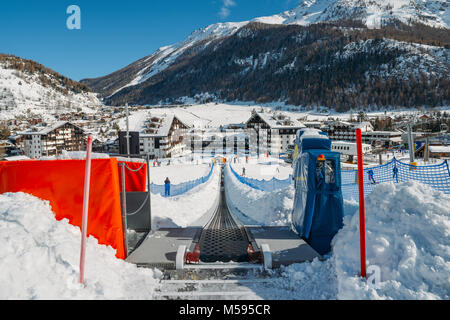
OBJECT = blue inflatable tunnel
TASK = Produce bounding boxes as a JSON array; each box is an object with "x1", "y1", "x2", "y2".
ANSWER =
[{"x1": 292, "y1": 131, "x2": 344, "y2": 255}]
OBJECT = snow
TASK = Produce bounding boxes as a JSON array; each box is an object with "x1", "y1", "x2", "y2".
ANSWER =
[
  {"x1": 0, "y1": 192, "x2": 161, "y2": 299},
  {"x1": 332, "y1": 182, "x2": 450, "y2": 299},
  {"x1": 117, "y1": 103, "x2": 256, "y2": 131},
  {"x1": 109, "y1": 22, "x2": 247, "y2": 97},
  {"x1": 149, "y1": 163, "x2": 211, "y2": 184},
  {"x1": 230, "y1": 157, "x2": 292, "y2": 181},
  {"x1": 1, "y1": 176, "x2": 449, "y2": 299},
  {"x1": 429, "y1": 145, "x2": 450, "y2": 153},
  {"x1": 225, "y1": 160, "x2": 450, "y2": 299},
  {"x1": 0, "y1": 63, "x2": 102, "y2": 122},
  {"x1": 254, "y1": 0, "x2": 450, "y2": 29},
  {"x1": 337, "y1": 39, "x2": 450, "y2": 80},
  {"x1": 151, "y1": 164, "x2": 220, "y2": 229},
  {"x1": 225, "y1": 163, "x2": 293, "y2": 226}
]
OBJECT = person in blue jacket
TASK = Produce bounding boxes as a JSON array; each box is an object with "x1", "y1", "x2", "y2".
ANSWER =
[
  {"x1": 393, "y1": 166, "x2": 399, "y2": 183},
  {"x1": 368, "y1": 169, "x2": 376, "y2": 184},
  {"x1": 164, "y1": 177, "x2": 171, "y2": 197}
]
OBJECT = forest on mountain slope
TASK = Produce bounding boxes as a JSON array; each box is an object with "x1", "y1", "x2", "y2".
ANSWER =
[{"x1": 90, "y1": 21, "x2": 449, "y2": 111}]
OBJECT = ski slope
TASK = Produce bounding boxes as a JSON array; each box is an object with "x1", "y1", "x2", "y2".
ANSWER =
[{"x1": 0, "y1": 159, "x2": 449, "y2": 299}]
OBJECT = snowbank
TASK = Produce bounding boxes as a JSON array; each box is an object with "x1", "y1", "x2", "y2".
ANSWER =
[
  {"x1": 0, "y1": 192, "x2": 161, "y2": 300},
  {"x1": 40, "y1": 150, "x2": 110, "y2": 161},
  {"x1": 225, "y1": 164, "x2": 292, "y2": 226},
  {"x1": 151, "y1": 165, "x2": 220, "y2": 229},
  {"x1": 332, "y1": 182, "x2": 450, "y2": 299},
  {"x1": 277, "y1": 182, "x2": 449, "y2": 300}
]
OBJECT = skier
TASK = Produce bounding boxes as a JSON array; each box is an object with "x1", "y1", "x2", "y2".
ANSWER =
[
  {"x1": 164, "y1": 177, "x2": 171, "y2": 197},
  {"x1": 368, "y1": 169, "x2": 376, "y2": 184},
  {"x1": 242, "y1": 167, "x2": 246, "y2": 176},
  {"x1": 393, "y1": 166, "x2": 399, "y2": 183}
]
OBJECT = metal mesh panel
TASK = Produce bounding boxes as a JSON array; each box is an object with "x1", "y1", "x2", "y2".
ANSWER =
[{"x1": 199, "y1": 228, "x2": 249, "y2": 263}]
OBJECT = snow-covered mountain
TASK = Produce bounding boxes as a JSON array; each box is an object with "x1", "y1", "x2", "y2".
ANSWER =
[
  {"x1": 81, "y1": 0, "x2": 449, "y2": 110},
  {"x1": 0, "y1": 55, "x2": 102, "y2": 121},
  {"x1": 254, "y1": 0, "x2": 449, "y2": 29}
]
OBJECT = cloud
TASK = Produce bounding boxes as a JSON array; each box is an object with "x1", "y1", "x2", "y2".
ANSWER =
[{"x1": 218, "y1": 0, "x2": 236, "y2": 19}]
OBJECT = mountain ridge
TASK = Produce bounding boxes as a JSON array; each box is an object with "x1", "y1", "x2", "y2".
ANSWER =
[
  {"x1": 81, "y1": 1, "x2": 450, "y2": 110},
  {"x1": 0, "y1": 54, "x2": 102, "y2": 121}
]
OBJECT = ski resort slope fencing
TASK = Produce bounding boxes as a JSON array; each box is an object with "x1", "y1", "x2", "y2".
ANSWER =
[
  {"x1": 229, "y1": 163, "x2": 293, "y2": 192},
  {"x1": 229, "y1": 158, "x2": 450, "y2": 199},
  {"x1": 150, "y1": 164, "x2": 215, "y2": 197},
  {"x1": 341, "y1": 158, "x2": 450, "y2": 200}
]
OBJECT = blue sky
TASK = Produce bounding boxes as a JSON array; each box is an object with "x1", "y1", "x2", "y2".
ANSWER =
[{"x1": 0, "y1": 0, "x2": 299, "y2": 81}]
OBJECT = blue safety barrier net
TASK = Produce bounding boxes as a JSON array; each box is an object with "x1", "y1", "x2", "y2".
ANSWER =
[
  {"x1": 229, "y1": 158, "x2": 450, "y2": 199},
  {"x1": 150, "y1": 164, "x2": 215, "y2": 197},
  {"x1": 341, "y1": 158, "x2": 450, "y2": 200},
  {"x1": 229, "y1": 164, "x2": 293, "y2": 192}
]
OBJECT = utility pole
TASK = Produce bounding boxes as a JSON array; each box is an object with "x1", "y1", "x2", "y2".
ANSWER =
[
  {"x1": 125, "y1": 103, "x2": 130, "y2": 158},
  {"x1": 407, "y1": 123, "x2": 415, "y2": 163},
  {"x1": 146, "y1": 154, "x2": 152, "y2": 231},
  {"x1": 424, "y1": 137, "x2": 429, "y2": 163}
]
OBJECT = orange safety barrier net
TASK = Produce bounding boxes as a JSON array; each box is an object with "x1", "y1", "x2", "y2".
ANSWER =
[
  {"x1": 117, "y1": 161, "x2": 147, "y2": 192},
  {"x1": 0, "y1": 159, "x2": 126, "y2": 259}
]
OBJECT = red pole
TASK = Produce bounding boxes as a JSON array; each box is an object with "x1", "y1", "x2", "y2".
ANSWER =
[
  {"x1": 79, "y1": 134, "x2": 93, "y2": 284},
  {"x1": 356, "y1": 129, "x2": 367, "y2": 278}
]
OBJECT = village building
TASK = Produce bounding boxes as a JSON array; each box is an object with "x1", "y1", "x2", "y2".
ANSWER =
[
  {"x1": 323, "y1": 121, "x2": 402, "y2": 148},
  {"x1": 18, "y1": 121, "x2": 86, "y2": 159},
  {"x1": 139, "y1": 114, "x2": 190, "y2": 159},
  {"x1": 245, "y1": 111, "x2": 305, "y2": 155}
]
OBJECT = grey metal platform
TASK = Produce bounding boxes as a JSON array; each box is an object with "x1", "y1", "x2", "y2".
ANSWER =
[
  {"x1": 247, "y1": 226, "x2": 321, "y2": 268},
  {"x1": 125, "y1": 227, "x2": 201, "y2": 269},
  {"x1": 125, "y1": 165, "x2": 321, "y2": 271}
]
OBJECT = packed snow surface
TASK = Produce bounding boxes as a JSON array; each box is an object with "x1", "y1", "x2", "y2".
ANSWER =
[
  {"x1": 149, "y1": 163, "x2": 211, "y2": 185},
  {"x1": 151, "y1": 164, "x2": 220, "y2": 229},
  {"x1": 225, "y1": 163, "x2": 294, "y2": 226},
  {"x1": 230, "y1": 157, "x2": 292, "y2": 181}
]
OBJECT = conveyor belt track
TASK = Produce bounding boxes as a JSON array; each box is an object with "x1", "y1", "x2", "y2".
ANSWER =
[{"x1": 197, "y1": 166, "x2": 252, "y2": 263}]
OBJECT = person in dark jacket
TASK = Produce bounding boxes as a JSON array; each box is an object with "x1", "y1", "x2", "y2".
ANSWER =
[
  {"x1": 393, "y1": 166, "x2": 399, "y2": 183},
  {"x1": 164, "y1": 177, "x2": 171, "y2": 197},
  {"x1": 368, "y1": 169, "x2": 376, "y2": 184}
]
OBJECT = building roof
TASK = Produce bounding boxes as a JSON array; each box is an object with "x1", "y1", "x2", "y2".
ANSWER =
[
  {"x1": 18, "y1": 121, "x2": 84, "y2": 136},
  {"x1": 364, "y1": 131, "x2": 402, "y2": 136},
  {"x1": 429, "y1": 145, "x2": 450, "y2": 153},
  {"x1": 141, "y1": 114, "x2": 189, "y2": 138},
  {"x1": 332, "y1": 140, "x2": 372, "y2": 148},
  {"x1": 247, "y1": 112, "x2": 305, "y2": 129}
]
